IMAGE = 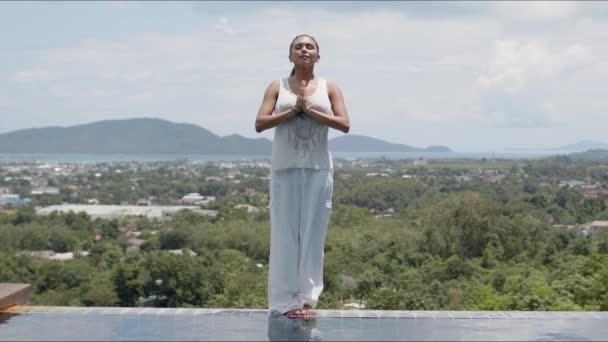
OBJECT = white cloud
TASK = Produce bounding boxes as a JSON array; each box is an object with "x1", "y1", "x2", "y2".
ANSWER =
[
  {"x1": 477, "y1": 40, "x2": 595, "y2": 92},
  {"x1": 492, "y1": 1, "x2": 579, "y2": 21},
  {"x1": 215, "y1": 17, "x2": 241, "y2": 36},
  {"x1": 13, "y1": 70, "x2": 57, "y2": 83}
]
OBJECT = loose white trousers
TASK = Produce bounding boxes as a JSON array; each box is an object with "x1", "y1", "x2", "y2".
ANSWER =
[{"x1": 268, "y1": 168, "x2": 334, "y2": 314}]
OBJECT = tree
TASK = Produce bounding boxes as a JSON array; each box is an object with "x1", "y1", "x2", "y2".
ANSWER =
[{"x1": 112, "y1": 261, "x2": 143, "y2": 307}]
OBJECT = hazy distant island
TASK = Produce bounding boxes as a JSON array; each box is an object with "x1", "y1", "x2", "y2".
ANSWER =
[
  {"x1": 507, "y1": 140, "x2": 608, "y2": 153},
  {"x1": 569, "y1": 149, "x2": 608, "y2": 162},
  {"x1": 0, "y1": 118, "x2": 453, "y2": 154}
]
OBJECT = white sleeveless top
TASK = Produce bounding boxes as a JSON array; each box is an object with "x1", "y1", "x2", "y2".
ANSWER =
[{"x1": 271, "y1": 77, "x2": 334, "y2": 170}]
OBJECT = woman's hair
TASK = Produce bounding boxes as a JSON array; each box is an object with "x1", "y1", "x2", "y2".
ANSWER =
[{"x1": 290, "y1": 34, "x2": 319, "y2": 76}]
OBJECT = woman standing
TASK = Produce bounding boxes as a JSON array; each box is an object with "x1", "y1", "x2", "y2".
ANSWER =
[{"x1": 255, "y1": 34, "x2": 350, "y2": 319}]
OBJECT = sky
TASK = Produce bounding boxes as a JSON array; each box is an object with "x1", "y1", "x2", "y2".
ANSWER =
[{"x1": 1, "y1": 1, "x2": 607, "y2": 152}]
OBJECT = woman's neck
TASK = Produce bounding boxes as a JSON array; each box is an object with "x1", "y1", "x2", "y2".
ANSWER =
[{"x1": 292, "y1": 68, "x2": 315, "y2": 81}]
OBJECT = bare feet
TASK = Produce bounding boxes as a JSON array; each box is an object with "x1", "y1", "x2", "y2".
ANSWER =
[
  {"x1": 302, "y1": 304, "x2": 316, "y2": 317},
  {"x1": 285, "y1": 305, "x2": 316, "y2": 319},
  {"x1": 285, "y1": 308, "x2": 304, "y2": 319}
]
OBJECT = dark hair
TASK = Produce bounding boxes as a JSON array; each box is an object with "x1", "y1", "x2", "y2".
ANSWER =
[{"x1": 290, "y1": 34, "x2": 319, "y2": 76}]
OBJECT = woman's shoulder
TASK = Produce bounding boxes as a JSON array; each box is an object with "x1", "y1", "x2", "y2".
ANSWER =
[
  {"x1": 264, "y1": 79, "x2": 283, "y2": 93},
  {"x1": 323, "y1": 78, "x2": 342, "y2": 94}
]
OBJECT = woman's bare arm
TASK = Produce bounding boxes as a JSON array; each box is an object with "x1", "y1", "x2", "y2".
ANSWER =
[
  {"x1": 303, "y1": 80, "x2": 350, "y2": 133},
  {"x1": 255, "y1": 80, "x2": 299, "y2": 133}
]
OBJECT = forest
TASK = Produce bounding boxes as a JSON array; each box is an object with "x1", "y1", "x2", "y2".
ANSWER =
[{"x1": 1, "y1": 156, "x2": 608, "y2": 311}]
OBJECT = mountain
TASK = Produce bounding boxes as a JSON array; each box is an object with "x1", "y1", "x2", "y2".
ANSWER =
[
  {"x1": 0, "y1": 118, "x2": 271, "y2": 154},
  {"x1": 329, "y1": 134, "x2": 452, "y2": 152},
  {"x1": 555, "y1": 140, "x2": 608, "y2": 151},
  {"x1": 0, "y1": 118, "x2": 452, "y2": 154},
  {"x1": 569, "y1": 149, "x2": 608, "y2": 162},
  {"x1": 508, "y1": 140, "x2": 608, "y2": 152}
]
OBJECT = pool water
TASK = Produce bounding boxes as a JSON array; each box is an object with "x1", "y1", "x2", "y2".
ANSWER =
[{"x1": 1, "y1": 307, "x2": 607, "y2": 341}]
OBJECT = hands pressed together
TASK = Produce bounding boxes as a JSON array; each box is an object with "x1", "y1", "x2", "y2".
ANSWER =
[{"x1": 292, "y1": 79, "x2": 313, "y2": 117}]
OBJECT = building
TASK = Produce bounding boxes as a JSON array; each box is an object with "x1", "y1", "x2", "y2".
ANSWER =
[
  {"x1": 179, "y1": 193, "x2": 205, "y2": 204},
  {"x1": 36, "y1": 204, "x2": 217, "y2": 219},
  {"x1": 31, "y1": 187, "x2": 60, "y2": 195},
  {"x1": 0, "y1": 194, "x2": 31, "y2": 207},
  {"x1": 586, "y1": 221, "x2": 608, "y2": 234},
  {"x1": 136, "y1": 199, "x2": 152, "y2": 206},
  {"x1": 234, "y1": 204, "x2": 259, "y2": 213}
]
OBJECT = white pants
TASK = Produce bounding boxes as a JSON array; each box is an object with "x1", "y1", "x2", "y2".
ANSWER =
[{"x1": 268, "y1": 168, "x2": 334, "y2": 314}]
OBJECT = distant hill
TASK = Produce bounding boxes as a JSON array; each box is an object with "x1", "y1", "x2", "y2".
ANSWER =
[
  {"x1": 329, "y1": 134, "x2": 452, "y2": 152},
  {"x1": 569, "y1": 149, "x2": 608, "y2": 162},
  {"x1": 0, "y1": 118, "x2": 271, "y2": 154},
  {"x1": 508, "y1": 140, "x2": 608, "y2": 152},
  {"x1": 556, "y1": 140, "x2": 608, "y2": 151},
  {"x1": 0, "y1": 118, "x2": 452, "y2": 154}
]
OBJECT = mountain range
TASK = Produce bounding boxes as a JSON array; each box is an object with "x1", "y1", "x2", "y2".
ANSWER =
[{"x1": 0, "y1": 118, "x2": 452, "y2": 154}]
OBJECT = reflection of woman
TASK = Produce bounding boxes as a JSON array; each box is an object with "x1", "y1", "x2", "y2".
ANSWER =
[
  {"x1": 255, "y1": 34, "x2": 351, "y2": 319},
  {"x1": 267, "y1": 314, "x2": 322, "y2": 341}
]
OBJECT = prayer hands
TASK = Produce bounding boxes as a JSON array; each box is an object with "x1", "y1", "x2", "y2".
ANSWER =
[{"x1": 294, "y1": 80, "x2": 313, "y2": 115}]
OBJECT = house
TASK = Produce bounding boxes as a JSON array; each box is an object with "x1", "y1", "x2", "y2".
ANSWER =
[
  {"x1": 559, "y1": 180, "x2": 585, "y2": 188},
  {"x1": 136, "y1": 199, "x2": 152, "y2": 206},
  {"x1": 30, "y1": 177, "x2": 48, "y2": 188},
  {"x1": 0, "y1": 194, "x2": 31, "y2": 207},
  {"x1": 64, "y1": 184, "x2": 80, "y2": 191},
  {"x1": 31, "y1": 187, "x2": 60, "y2": 195},
  {"x1": 245, "y1": 187, "x2": 257, "y2": 195},
  {"x1": 583, "y1": 189, "x2": 608, "y2": 198},
  {"x1": 23, "y1": 250, "x2": 89, "y2": 261},
  {"x1": 586, "y1": 221, "x2": 608, "y2": 233},
  {"x1": 167, "y1": 249, "x2": 198, "y2": 257},
  {"x1": 127, "y1": 238, "x2": 145, "y2": 247},
  {"x1": 179, "y1": 193, "x2": 205, "y2": 204},
  {"x1": 0, "y1": 187, "x2": 11, "y2": 195},
  {"x1": 455, "y1": 175, "x2": 472, "y2": 182},
  {"x1": 234, "y1": 204, "x2": 259, "y2": 213},
  {"x1": 339, "y1": 174, "x2": 352, "y2": 180}
]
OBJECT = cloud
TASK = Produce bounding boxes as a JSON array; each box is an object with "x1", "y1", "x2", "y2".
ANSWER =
[
  {"x1": 215, "y1": 17, "x2": 241, "y2": 36},
  {"x1": 477, "y1": 40, "x2": 595, "y2": 92},
  {"x1": 491, "y1": 1, "x2": 579, "y2": 21},
  {"x1": 13, "y1": 70, "x2": 58, "y2": 83},
  {"x1": 4, "y1": 2, "x2": 608, "y2": 150}
]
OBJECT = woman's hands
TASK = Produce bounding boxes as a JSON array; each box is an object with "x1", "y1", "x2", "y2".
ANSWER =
[{"x1": 294, "y1": 79, "x2": 313, "y2": 114}]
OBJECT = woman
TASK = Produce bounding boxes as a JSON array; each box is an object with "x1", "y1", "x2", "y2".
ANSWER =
[{"x1": 255, "y1": 34, "x2": 350, "y2": 319}]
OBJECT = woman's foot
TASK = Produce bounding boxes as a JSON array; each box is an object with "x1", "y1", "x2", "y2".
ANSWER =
[
  {"x1": 302, "y1": 304, "x2": 316, "y2": 317},
  {"x1": 285, "y1": 308, "x2": 304, "y2": 319}
]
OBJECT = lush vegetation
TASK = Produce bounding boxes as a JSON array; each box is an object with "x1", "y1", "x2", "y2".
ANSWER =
[{"x1": 2, "y1": 156, "x2": 608, "y2": 311}]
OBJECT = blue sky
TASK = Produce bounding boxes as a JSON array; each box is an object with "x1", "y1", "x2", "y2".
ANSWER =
[{"x1": 1, "y1": 1, "x2": 607, "y2": 152}]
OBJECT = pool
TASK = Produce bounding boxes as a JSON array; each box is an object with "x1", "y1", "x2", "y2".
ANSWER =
[{"x1": 1, "y1": 307, "x2": 607, "y2": 341}]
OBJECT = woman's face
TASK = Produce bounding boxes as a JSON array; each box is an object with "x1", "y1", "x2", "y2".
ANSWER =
[{"x1": 289, "y1": 36, "x2": 319, "y2": 67}]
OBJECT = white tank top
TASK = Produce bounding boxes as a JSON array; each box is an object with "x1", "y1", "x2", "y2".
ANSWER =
[{"x1": 271, "y1": 77, "x2": 334, "y2": 170}]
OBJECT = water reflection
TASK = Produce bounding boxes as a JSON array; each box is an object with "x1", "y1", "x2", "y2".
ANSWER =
[
  {"x1": 0, "y1": 313, "x2": 16, "y2": 326},
  {"x1": 267, "y1": 314, "x2": 323, "y2": 341}
]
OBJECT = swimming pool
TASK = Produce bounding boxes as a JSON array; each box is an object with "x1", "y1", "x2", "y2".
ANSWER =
[{"x1": 1, "y1": 307, "x2": 607, "y2": 341}]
